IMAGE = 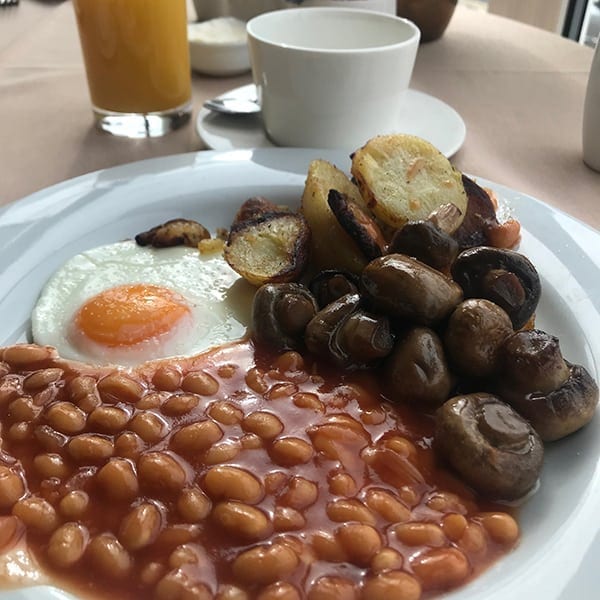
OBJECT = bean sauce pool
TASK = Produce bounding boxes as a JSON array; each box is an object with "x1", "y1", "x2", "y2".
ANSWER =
[{"x1": 0, "y1": 342, "x2": 519, "y2": 600}]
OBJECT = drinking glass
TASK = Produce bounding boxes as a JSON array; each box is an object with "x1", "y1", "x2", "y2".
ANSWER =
[{"x1": 73, "y1": 0, "x2": 192, "y2": 138}]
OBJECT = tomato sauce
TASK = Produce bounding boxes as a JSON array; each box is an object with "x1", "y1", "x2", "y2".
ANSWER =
[{"x1": 0, "y1": 341, "x2": 519, "y2": 599}]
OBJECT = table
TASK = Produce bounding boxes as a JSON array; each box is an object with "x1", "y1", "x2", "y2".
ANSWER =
[
  {"x1": 0, "y1": 4, "x2": 599, "y2": 599},
  {"x1": 0, "y1": 0, "x2": 598, "y2": 231}
]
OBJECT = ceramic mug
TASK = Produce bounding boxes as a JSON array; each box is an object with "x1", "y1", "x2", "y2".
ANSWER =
[{"x1": 246, "y1": 7, "x2": 420, "y2": 148}]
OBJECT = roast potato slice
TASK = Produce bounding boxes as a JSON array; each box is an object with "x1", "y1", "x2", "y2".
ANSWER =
[
  {"x1": 327, "y1": 189, "x2": 386, "y2": 261},
  {"x1": 233, "y1": 196, "x2": 291, "y2": 225},
  {"x1": 301, "y1": 159, "x2": 369, "y2": 274},
  {"x1": 224, "y1": 213, "x2": 310, "y2": 286},
  {"x1": 351, "y1": 134, "x2": 467, "y2": 229}
]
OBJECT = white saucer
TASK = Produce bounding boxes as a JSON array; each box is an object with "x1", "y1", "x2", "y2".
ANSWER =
[{"x1": 196, "y1": 84, "x2": 466, "y2": 157}]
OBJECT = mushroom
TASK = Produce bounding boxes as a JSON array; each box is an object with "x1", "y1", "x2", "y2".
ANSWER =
[
  {"x1": 384, "y1": 327, "x2": 453, "y2": 409},
  {"x1": 496, "y1": 329, "x2": 599, "y2": 441},
  {"x1": 443, "y1": 299, "x2": 514, "y2": 378},
  {"x1": 305, "y1": 293, "x2": 394, "y2": 369},
  {"x1": 451, "y1": 246, "x2": 541, "y2": 329},
  {"x1": 309, "y1": 270, "x2": 360, "y2": 309},
  {"x1": 252, "y1": 283, "x2": 318, "y2": 352},
  {"x1": 435, "y1": 393, "x2": 544, "y2": 500},
  {"x1": 135, "y1": 218, "x2": 210, "y2": 248},
  {"x1": 452, "y1": 175, "x2": 499, "y2": 250},
  {"x1": 360, "y1": 254, "x2": 463, "y2": 326},
  {"x1": 428, "y1": 202, "x2": 464, "y2": 236},
  {"x1": 387, "y1": 220, "x2": 459, "y2": 273}
]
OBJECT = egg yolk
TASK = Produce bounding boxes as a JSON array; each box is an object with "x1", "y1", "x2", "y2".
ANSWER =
[{"x1": 75, "y1": 283, "x2": 191, "y2": 347}]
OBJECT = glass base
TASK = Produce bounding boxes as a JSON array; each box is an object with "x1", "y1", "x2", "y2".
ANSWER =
[{"x1": 92, "y1": 100, "x2": 192, "y2": 138}]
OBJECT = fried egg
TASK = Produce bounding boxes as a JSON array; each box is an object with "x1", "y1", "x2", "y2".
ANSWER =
[{"x1": 31, "y1": 240, "x2": 254, "y2": 366}]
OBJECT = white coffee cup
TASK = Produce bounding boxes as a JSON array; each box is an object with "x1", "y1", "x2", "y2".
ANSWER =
[{"x1": 246, "y1": 8, "x2": 420, "y2": 148}]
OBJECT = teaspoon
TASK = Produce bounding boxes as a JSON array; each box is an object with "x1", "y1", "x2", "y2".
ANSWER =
[{"x1": 203, "y1": 97, "x2": 261, "y2": 115}]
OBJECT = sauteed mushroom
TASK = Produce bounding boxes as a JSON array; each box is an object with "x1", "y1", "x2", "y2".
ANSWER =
[
  {"x1": 135, "y1": 218, "x2": 210, "y2": 248},
  {"x1": 496, "y1": 329, "x2": 599, "y2": 441},
  {"x1": 451, "y1": 246, "x2": 541, "y2": 329},
  {"x1": 435, "y1": 393, "x2": 544, "y2": 500},
  {"x1": 452, "y1": 176, "x2": 499, "y2": 250},
  {"x1": 444, "y1": 299, "x2": 514, "y2": 378},
  {"x1": 252, "y1": 283, "x2": 318, "y2": 352},
  {"x1": 428, "y1": 202, "x2": 464, "y2": 236},
  {"x1": 305, "y1": 294, "x2": 394, "y2": 369},
  {"x1": 361, "y1": 254, "x2": 463, "y2": 326},
  {"x1": 309, "y1": 270, "x2": 360, "y2": 309},
  {"x1": 385, "y1": 327, "x2": 452, "y2": 409},
  {"x1": 387, "y1": 220, "x2": 459, "y2": 273}
]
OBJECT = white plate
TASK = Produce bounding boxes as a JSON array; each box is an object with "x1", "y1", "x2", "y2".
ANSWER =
[
  {"x1": 196, "y1": 84, "x2": 467, "y2": 157},
  {"x1": 0, "y1": 149, "x2": 599, "y2": 600}
]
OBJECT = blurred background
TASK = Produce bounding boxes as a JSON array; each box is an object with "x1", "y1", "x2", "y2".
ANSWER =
[{"x1": 459, "y1": 0, "x2": 600, "y2": 47}]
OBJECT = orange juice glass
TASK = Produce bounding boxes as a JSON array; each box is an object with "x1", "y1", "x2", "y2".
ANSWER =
[{"x1": 73, "y1": 0, "x2": 192, "y2": 137}]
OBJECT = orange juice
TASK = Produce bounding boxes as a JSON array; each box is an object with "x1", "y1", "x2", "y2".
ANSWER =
[{"x1": 73, "y1": 0, "x2": 191, "y2": 114}]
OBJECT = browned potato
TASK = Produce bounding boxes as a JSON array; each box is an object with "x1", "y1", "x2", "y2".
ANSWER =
[
  {"x1": 327, "y1": 189, "x2": 387, "y2": 261},
  {"x1": 224, "y1": 213, "x2": 311, "y2": 286},
  {"x1": 135, "y1": 218, "x2": 210, "y2": 248},
  {"x1": 233, "y1": 196, "x2": 291, "y2": 225},
  {"x1": 351, "y1": 134, "x2": 467, "y2": 229},
  {"x1": 301, "y1": 159, "x2": 369, "y2": 274}
]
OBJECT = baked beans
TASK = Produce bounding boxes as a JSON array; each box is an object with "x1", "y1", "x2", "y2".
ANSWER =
[
  {"x1": 212, "y1": 501, "x2": 271, "y2": 540},
  {"x1": 170, "y1": 419, "x2": 223, "y2": 454},
  {"x1": 0, "y1": 466, "x2": 25, "y2": 508},
  {"x1": 95, "y1": 457, "x2": 139, "y2": 501},
  {"x1": 363, "y1": 571, "x2": 421, "y2": 600},
  {"x1": 0, "y1": 341, "x2": 520, "y2": 599},
  {"x1": 273, "y1": 506, "x2": 305, "y2": 532},
  {"x1": 86, "y1": 533, "x2": 132, "y2": 579},
  {"x1": 152, "y1": 366, "x2": 182, "y2": 392},
  {"x1": 411, "y1": 547, "x2": 471, "y2": 590},
  {"x1": 88, "y1": 405, "x2": 131, "y2": 433},
  {"x1": 336, "y1": 523, "x2": 382, "y2": 566},
  {"x1": 308, "y1": 576, "x2": 357, "y2": 600},
  {"x1": 371, "y1": 547, "x2": 404, "y2": 572},
  {"x1": 47, "y1": 522, "x2": 88, "y2": 568},
  {"x1": 58, "y1": 490, "x2": 89, "y2": 519},
  {"x1": 232, "y1": 542, "x2": 299, "y2": 585},
  {"x1": 177, "y1": 487, "x2": 211, "y2": 522},
  {"x1": 257, "y1": 582, "x2": 301, "y2": 600},
  {"x1": 118, "y1": 502, "x2": 162, "y2": 550}
]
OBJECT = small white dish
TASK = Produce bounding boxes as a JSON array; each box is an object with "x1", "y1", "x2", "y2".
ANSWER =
[
  {"x1": 192, "y1": 0, "x2": 285, "y2": 22},
  {"x1": 188, "y1": 18, "x2": 250, "y2": 77},
  {"x1": 196, "y1": 84, "x2": 466, "y2": 156}
]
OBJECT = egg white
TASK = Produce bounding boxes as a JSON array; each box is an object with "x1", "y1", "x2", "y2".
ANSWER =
[{"x1": 31, "y1": 240, "x2": 254, "y2": 366}]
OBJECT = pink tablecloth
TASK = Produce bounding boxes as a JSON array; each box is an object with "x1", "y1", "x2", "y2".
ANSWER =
[{"x1": 0, "y1": 1, "x2": 598, "y2": 229}]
